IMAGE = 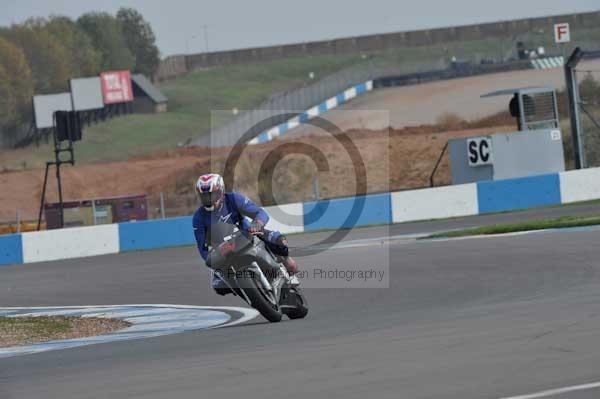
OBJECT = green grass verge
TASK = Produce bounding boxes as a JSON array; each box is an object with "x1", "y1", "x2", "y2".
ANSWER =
[
  {"x1": 426, "y1": 215, "x2": 600, "y2": 239},
  {"x1": 0, "y1": 316, "x2": 70, "y2": 339}
]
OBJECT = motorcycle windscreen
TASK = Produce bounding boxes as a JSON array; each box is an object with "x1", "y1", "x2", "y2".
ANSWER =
[{"x1": 209, "y1": 222, "x2": 237, "y2": 247}]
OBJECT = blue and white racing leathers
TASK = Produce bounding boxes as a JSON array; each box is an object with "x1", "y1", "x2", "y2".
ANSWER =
[{"x1": 192, "y1": 192, "x2": 286, "y2": 288}]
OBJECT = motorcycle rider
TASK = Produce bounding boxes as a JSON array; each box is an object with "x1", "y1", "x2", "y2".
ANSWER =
[{"x1": 192, "y1": 173, "x2": 298, "y2": 295}]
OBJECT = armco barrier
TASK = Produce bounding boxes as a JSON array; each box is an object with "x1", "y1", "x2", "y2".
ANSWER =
[
  {"x1": 559, "y1": 168, "x2": 600, "y2": 204},
  {"x1": 3, "y1": 168, "x2": 600, "y2": 266},
  {"x1": 391, "y1": 184, "x2": 478, "y2": 223},
  {"x1": 303, "y1": 193, "x2": 392, "y2": 231},
  {"x1": 250, "y1": 81, "x2": 373, "y2": 145},
  {"x1": 21, "y1": 225, "x2": 119, "y2": 264},
  {"x1": 477, "y1": 173, "x2": 561, "y2": 214},
  {"x1": 119, "y1": 217, "x2": 195, "y2": 252},
  {"x1": 0, "y1": 234, "x2": 22, "y2": 266}
]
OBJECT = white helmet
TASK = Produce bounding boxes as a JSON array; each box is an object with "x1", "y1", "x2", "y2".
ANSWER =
[{"x1": 195, "y1": 173, "x2": 225, "y2": 211}]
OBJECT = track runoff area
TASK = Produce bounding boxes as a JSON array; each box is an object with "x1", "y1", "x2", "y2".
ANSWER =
[{"x1": 1, "y1": 202, "x2": 600, "y2": 399}]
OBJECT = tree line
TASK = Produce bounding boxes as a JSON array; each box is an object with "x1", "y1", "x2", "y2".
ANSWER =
[{"x1": 0, "y1": 8, "x2": 160, "y2": 148}]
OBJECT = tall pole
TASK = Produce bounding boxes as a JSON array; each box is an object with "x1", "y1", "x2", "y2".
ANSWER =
[
  {"x1": 186, "y1": 35, "x2": 197, "y2": 54},
  {"x1": 37, "y1": 162, "x2": 51, "y2": 231},
  {"x1": 565, "y1": 48, "x2": 585, "y2": 169},
  {"x1": 160, "y1": 192, "x2": 166, "y2": 219},
  {"x1": 92, "y1": 200, "x2": 97, "y2": 225},
  {"x1": 56, "y1": 162, "x2": 64, "y2": 228},
  {"x1": 203, "y1": 25, "x2": 209, "y2": 53}
]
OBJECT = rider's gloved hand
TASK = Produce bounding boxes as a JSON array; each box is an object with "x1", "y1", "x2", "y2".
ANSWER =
[{"x1": 248, "y1": 220, "x2": 265, "y2": 235}]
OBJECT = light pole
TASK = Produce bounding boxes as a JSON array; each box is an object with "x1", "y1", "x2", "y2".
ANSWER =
[
  {"x1": 186, "y1": 26, "x2": 209, "y2": 54},
  {"x1": 185, "y1": 35, "x2": 197, "y2": 54},
  {"x1": 202, "y1": 24, "x2": 209, "y2": 53}
]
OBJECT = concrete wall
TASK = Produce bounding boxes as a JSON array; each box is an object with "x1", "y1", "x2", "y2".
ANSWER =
[
  {"x1": 477, "y1": 173, "x2": 561, "y2": 213},
  {"x1": 155, "y1": 55, "x2": 187, "y2": 81},
  {"x1": 21, "y1": 225, "x2": 119, "y2": 264},
  {"x1": 303, "y1": 193, "x2": 392, "y2": 232},
  {"x1": 156, "y1": 10, "x2": 600, "y2": 80},
  {"x1": 559, "y1": 168, "x2": 600, "y2": 203},
  {"x1": 4, "y1": 167, "x2": 600, "y2": 266},
  {"x1": 0, "y1": 234, "x2": 22, "y2": 266},
  {"x1": 391, "y1": 184, "x2": 478, "y2": 223},
  {"x1": 119, "y1": 217, "x2": 195, "y2": 252}
]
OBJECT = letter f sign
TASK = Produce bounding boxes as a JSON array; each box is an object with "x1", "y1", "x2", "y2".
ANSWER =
[{"x1": 554, "y1": 23, "x2": 570, "y2": 43}]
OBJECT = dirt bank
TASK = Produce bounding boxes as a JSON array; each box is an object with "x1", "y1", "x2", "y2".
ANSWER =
[{"x1": 0, "y1": 124, "x2": 514, "y2": 223}]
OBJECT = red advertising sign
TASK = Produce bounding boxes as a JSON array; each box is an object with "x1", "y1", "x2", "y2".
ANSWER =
[{"x1": 100, "y1": 71, "x2": 134, "y2": 104}]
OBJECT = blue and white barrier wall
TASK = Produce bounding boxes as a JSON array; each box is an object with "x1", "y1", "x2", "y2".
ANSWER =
[
  {"x1": 391, "y1": 184, "x2": 478, "y2": 223},
  {"x1": 249, "y1": 81, "x2": 373, "y2": 145},
  {"x1": 0, "y1": 234, "x2": 23, "y2": 265},
  {"x1": 21, "y1": 225, "x2": 120, "y2": 264},
  {"x1": 2, "y1": 168, "x2": 600, "y2": 266},
  {"x1": 559, "y1": 168, "x2": 600, "y2": 204},
  {"x1": 303, "y1": 193, "x2": 391, "y2": 232}
]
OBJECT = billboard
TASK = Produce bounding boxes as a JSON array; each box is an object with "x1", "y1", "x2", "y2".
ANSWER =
[
  {"x1": 100, "y1": 71, "x2": 134, "y2": 104},
  {"x1": 33, "y1": 93, "x2": 73, "y2": 129},
  {"x1": 70, "y1": 77, "x2": 104, "y2": 111}
]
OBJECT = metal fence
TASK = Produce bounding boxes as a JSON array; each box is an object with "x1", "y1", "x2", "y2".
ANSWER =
[
  {"x1": 564, "y1": 47, "x2": 600, "y2": 169},
  {"x1": 576, "y1": 64, "x2": 600, "y2": 168}
]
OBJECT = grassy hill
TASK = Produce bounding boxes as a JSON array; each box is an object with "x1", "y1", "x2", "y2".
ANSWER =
[
  {"x1": 0, "y1": 54, "x2": 366, "y2": 170},
  {"x1": 1, "y1": 25, "x2": 599, "y2": 171}
]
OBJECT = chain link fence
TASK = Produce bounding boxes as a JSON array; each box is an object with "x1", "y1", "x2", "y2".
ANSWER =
[{"x1": 575, "y1": 66, "x2": 600, "y2": 167}]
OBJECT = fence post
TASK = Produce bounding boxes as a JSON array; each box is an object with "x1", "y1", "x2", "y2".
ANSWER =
[
  {"x1": 91, "y1": 200, "x2": 97, "y2": 225},
  {"x1": 564, "y1": 48, "x2": 586, "y2": 169},
  {"x1": 313, "y1": 176, "x2": 320, "y2": 200},
  {"x1": 160, "y1": 192, "x2": 166, "y2": 219},
  {"x1": 16, "y1": 211, "x2": 21, "y2": 233}
]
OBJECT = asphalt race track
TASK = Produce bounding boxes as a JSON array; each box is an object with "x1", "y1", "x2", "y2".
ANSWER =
[{"x1": 2, "y1": 204, "x2": 600, "y2": 399}]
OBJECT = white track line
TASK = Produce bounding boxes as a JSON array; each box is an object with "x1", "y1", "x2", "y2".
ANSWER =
[
  {"x1": 499, "y1": 381, "x2": 600, "y2": 399},
  {"x1": 0, "y1": 305, "x2": 258, "y2": 358}
]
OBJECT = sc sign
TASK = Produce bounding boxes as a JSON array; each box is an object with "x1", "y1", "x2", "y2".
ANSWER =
[{"x1": 467, "y1": 137, "x2": 493, "y2": 167}]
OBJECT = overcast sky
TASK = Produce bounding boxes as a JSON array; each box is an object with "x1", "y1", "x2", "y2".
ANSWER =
[{"x1": 2, "y1": 0, "x2": 598, "y2": 56}]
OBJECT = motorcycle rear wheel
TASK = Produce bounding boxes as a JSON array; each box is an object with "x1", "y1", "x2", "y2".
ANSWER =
[{"x1": 284, "y1": 287, "x2": 309, "y2": 319}]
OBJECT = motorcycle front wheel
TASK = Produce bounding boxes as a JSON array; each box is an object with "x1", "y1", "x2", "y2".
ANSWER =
[{"x1": 241, "y1": 273, "x2": 283, "y2": 323}]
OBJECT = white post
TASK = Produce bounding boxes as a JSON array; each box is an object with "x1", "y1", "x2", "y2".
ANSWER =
[
  {"x1": 16, "y1": 210, "x2": 21, "y2": 233},
  {"x1": 91, "y1": 200, "x2": 97, "y2": 225},
  {"x1": 160, "y1": 192, "x2": 166, "y2": 219}
]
